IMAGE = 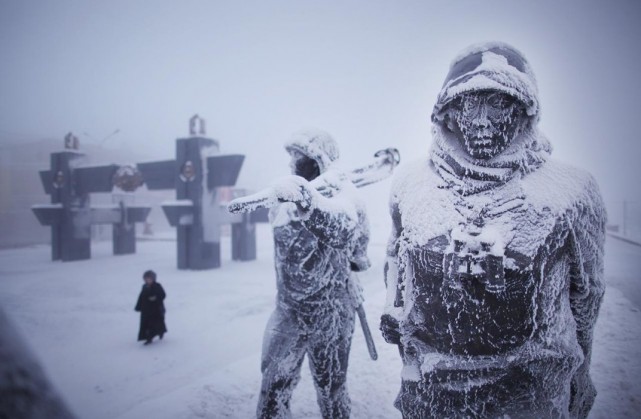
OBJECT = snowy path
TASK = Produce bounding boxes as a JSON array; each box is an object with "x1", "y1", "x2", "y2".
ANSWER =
[
  {"x1": 0, "y1": 225, "x2": 640, "y2": 418},
  {"x1": 604, "y1": 235, "x2": 641, "y2": 309}
]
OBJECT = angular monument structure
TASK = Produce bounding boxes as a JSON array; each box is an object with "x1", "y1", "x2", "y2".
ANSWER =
[
  {"x1": 31, "y1": 134, "x2": 151, "y2": 261},
  {"x1": 137, "y1": 115, "x2": 264, "y2": 270}
]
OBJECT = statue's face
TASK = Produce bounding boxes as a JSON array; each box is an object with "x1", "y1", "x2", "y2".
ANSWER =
[
  {"x1": 289, "y1": 150, "x2": 320, "y2": 181},
  {"x1": 448, "y1": 91, "x2": 526, "y2": 159}
]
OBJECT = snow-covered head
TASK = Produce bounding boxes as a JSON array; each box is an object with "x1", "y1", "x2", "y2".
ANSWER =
[
  {"x1": 429, "y1": 43, "x2": 551, "y2": 194},
  {"x1": 433, "y1": 42, "x2": 539, "y2": 120},
  {"x1": 432, "y1": 43, "x2": 539, "y2": 160},
  {"x1": 285, "y1": 129, "x2": 340, "y2": 181},
  {"x1": 432, "y1": 42, "x2": 541, "y2": 160}
]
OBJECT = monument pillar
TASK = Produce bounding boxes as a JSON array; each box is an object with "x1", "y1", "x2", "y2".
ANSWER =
[
  {"x1": 138, "y1": 114, "x2": 259, "y2": 270},
  {"x1": 32, "y1": 134, "x2": 151, "y2": 261}
]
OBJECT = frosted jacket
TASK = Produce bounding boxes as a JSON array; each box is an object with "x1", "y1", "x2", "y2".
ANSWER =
[
  {"x1": 257, "y1": 130, "x2": 370, "y2": 419},
  {"x1": 271, "y1": 198, "x2": 362, "y2": 316},
  {"x1": 382, "y1": 42, "x2": 606, "y2": 418}
]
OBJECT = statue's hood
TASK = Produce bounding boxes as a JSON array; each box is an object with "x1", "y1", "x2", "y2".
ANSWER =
[
  {"x1": 432, "y1": 42, "x2": 540, "y2": 123},
  {"x1": 285, "y1": 128, "x2": 340, "y2": 174},
  {"x1": 429, "y1": 42, "x2": 551, "y2": 195}
]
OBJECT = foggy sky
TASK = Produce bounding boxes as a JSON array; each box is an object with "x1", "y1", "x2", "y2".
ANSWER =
[{"x1": 1, "y1": 0, "x2": 640, "y2": 222}]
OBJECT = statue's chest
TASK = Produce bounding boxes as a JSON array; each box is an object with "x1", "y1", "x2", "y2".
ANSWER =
[
  {"x1": 396, "y1": 183, "x2": 563, "y2": 355},
  {"x1": 398, "y1": 179, "x2": 558, "y2": 272},
  {"x1": 274, "y1": 222, "x2": 319, "y2": 261}
]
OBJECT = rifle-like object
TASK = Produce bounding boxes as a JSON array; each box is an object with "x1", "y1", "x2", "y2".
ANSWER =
[
  {"x1": 357, "y1": 304, "x2": 378, "y2": 360},
  {"x1": 227, "y1": 147, "x2": 400, "y2": 214},
  {"x1": 228, "y1": 148, "x2": 400, "y2": 361}
]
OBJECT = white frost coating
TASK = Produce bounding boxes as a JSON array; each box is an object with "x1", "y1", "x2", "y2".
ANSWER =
[
  {"x1": 258, "y1": 130, "x2": 371, "y2": 418},
  {"x1": 383, "y1": 42, "x2": 606, "y2": 418},
  {"x1": 285, "y1": 128, "x2": 339, "y2": 173},
  {"x1": 420, "y1": 352, "x2": 442, "y2": 374},
  {"x1": 437, "y1": 42, "x2": 540, "y2": 117},
  {"x1": 383, "y1": 255, "x2": 400, "y2": 308},
  {"x1": 312, "y1": 175, "x2": 359, "y2": 223},
  {"x1": 269, "y1": 202, "x2": 298, "y2": 227},
  {"x1": 388, "y1": 160, "x2": 459, "y2": 246},
  {"x1": 270, "y1": 175, "x2": 316, "y2": 207},
  {"x1": 401, "y1": 362, "x2": 422, "y2": 382}
]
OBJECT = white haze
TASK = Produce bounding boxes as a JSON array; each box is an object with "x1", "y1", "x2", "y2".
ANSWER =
[{"x1": 1, "y1": 0, "x2": 640, "y2": 225}]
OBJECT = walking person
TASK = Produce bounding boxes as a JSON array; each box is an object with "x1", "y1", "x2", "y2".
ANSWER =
[{"x1": 135, "y1": 270, "x2": 167, "y2": 345}]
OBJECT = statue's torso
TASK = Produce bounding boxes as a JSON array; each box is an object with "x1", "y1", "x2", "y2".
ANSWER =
[{"x1": 393, "y1": 159, "x2": 584, "y2": 361}]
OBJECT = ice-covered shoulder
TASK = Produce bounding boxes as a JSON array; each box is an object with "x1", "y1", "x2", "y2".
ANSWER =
[
  {"x1": 522, "y1": 159, "x2": 605, "y2": 216},
  {"x1": 389, "y1": 159, "x2": 436, "y2": 203},
  {"x1": 387, "y1": 158, "x2": 457, "y2": 244},
  {"x1": 318, "y1": 178, "x2": 359, "y2": 221}
]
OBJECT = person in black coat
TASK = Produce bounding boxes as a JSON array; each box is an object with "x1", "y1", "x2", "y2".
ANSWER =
[{"x1": 134, "y1": 270, "x2": 167, "y2": 345}]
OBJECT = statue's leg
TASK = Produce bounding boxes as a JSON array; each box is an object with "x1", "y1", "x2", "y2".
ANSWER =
[
  {"x1": 395, "y1": 355, "x2": 574, "y2": 418},
  {"x1": 307, "y1": 303, "x2": 355, "y2": 419},
  {"x1": 257, "y1": 308, "x2": 306, "y2": 419}
]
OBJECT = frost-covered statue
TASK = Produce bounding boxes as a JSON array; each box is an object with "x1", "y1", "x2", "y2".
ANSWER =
[
  {"x1": 380, "y1": 42, "x2": 606, "y2": 418},
  {"x1": 256, "y1": 129, "x2": 370, "y2": 418}
]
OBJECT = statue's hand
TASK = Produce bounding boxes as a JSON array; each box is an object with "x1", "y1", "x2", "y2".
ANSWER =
[
  {"x1": 380, "y1": 313, "x2": 401, "y2": 345},
  {"x1": 227, "y1": 175, "x2": 314, "y2": 214},
  {"x1": 271, "y1": 175, "x2": 314, "y2": 211}
]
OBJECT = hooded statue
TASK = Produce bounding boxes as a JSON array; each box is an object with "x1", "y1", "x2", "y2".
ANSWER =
[
  {"x1": 380, "y1": 42, "x2": 606, "y2": 418},
  {"x1": 257, "y1": 129, "x2": 370, "y2": 418}
]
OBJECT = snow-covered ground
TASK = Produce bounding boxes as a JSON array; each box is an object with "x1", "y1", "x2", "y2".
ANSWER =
[{"x1": 1, "y1": 219, "x2": 640, "y2": 418}]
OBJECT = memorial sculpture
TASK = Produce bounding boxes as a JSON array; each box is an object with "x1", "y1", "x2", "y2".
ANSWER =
[
  {"x1": 229, "y1": 129, "x2": 399, "y2": 418},
  {"x1": 33, "y1": 118, "x2": 261, "y2": 268},
  {"x1": 0, "y1": 306, "x2": 76, "y2": 418},
  {"x1": 137, "y1": 115, "x2": 261, "y2": 270},
  {"x1": 31, "y1": 134, "x2": 150, "y2": 261},
  {"x1": 380, "y1": 42, "x2": 606, "y2": 418}
]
